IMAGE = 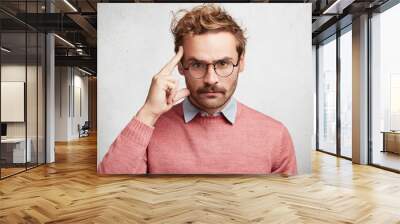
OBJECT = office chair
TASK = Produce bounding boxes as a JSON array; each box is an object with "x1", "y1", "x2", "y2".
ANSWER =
[{"x1": 79, "y1": 121, "x2": 90, "y2": 138}]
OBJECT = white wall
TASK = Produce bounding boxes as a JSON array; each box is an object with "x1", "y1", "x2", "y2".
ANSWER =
[
  {"x1": 55, "y1": 67, "x2": 69, "y2": 141},
  {"x1": 55, "y1": 67, "x2": 89, "y2": 141},
  {"x1": 98, "y1": 3, "x2": 313, "y2": 174}
]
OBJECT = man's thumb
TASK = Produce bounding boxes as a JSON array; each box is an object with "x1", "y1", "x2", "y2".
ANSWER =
[{"x1": 173, "y1": 88, "x2": 190, "y2": 103}]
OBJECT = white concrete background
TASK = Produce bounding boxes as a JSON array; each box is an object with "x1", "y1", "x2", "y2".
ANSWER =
[{"x1": 97, "y1": 3, "x2": 313, "y2": 174}]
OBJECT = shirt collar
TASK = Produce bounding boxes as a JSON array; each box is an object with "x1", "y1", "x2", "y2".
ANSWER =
[{"x1": 182, "y1": 96, "x2": 237, "y2": 125}]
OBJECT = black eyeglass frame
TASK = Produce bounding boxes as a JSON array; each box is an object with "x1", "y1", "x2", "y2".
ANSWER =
[{"x1": 180, "y1": 56, "x2": 241, "y2": 79}]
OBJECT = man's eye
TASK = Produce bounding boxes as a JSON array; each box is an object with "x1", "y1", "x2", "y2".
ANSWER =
[
  {"x1": 191, "y1": 62, "x2": 202, "y2": 68},
  {"x1": 217, "y1": 61, "x2": 229, "y2": 67}
]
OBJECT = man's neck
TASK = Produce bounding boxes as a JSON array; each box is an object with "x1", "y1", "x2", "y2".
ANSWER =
[{"x1": 188, "y1": 96, "x2": 232, "y2": 115}]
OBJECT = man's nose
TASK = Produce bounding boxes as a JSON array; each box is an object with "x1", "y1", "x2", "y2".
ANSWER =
[{"x1": 203, "y1": 64, "x2": 219, "y2": 85}]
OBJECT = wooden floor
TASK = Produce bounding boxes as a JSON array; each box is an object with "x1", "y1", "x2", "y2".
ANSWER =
[
  {"x1": 0, "y1": 167, "x2": 26, "y2": 178},
  {"x1": 1, "y1": 134, "x2": 400, "y2": 223}
]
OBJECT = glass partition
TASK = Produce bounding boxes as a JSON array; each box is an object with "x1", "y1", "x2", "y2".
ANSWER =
[
  {"x1": 0, "y1": 1, "x2": 46, "y2": 179},
  {"x1": 1, "y1": 31, "x2": 28, "y2": 177}
]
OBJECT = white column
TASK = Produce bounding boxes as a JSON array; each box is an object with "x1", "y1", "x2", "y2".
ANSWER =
[
  {"x1": 352, "y1": 14, "x2": 369, "y2": 164},
  {"x1": 46, "y1": 1, "x2": 55, "y2": 163}
]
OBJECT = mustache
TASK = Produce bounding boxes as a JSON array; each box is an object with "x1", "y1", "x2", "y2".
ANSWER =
[{"x1": 197, "y1": 85, "x2": 226, "y2": 94}]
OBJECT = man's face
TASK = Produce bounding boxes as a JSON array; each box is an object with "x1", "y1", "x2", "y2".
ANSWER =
[{"x1": 178, "y1": 31, "x2": 245, "y2": 113}]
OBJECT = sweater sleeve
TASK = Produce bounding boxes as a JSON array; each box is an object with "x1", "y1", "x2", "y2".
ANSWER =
[
  {"x1": 271, "y1": 125, "x2": 298, "y2": 175},
  {"x1": 97, "y1": 116, "x2": 154, "y2": 174}
]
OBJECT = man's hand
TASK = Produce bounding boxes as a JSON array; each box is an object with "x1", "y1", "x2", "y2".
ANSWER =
[{"x1": 136, "y1": 46, "x2": 190, "y2": 127}]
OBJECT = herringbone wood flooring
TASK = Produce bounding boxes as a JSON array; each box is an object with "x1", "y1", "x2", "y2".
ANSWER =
[{"x1": 0, "y1": 134, "x2": 400, "y2": 223}]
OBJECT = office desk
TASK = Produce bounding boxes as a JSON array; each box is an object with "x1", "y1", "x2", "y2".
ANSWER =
[
  {"x1": 1, "y1": 138, "x2": 32, "y2": 163},
  {"x1": 381, "y1": 131, "x2": 400, "y2": 154}
]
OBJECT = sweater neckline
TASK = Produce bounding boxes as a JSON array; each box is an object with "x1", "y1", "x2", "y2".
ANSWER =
[
  {"x1": 174, "y1": 100, "x2": 243, "y2": 124},
  {"x1": 195, "y1": 112, "x2": 234, "y2": 124}
]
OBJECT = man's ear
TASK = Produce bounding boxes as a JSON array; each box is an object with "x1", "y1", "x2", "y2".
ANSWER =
[
  {"x1": 239, "y1": 53, "x2": 245, "y2": 73},
  {"x1": 178, "y1": 62, "x2": 185, "y2": 76}
]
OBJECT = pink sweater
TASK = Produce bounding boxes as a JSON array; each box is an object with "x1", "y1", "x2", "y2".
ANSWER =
[{"x1": 98, "y1": 101, "x2": 297, "y2": 175}]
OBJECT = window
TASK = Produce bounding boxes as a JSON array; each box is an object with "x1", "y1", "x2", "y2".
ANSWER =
[
  {"x1": 339, "y1": 28, "x2": 352, "y2": 158},
  {"x1": 318, "y1": 36, "x2": 337, "y2": 155},
  {"x1": 370, "y1": 2, "x2": 400, "y2": 171}
]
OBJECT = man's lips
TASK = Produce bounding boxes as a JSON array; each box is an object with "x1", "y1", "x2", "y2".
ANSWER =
[
  {"x1": 199, "y1": 90, "x2": 224, "y2": 94},
  {"x1": 199, "y1": 91, "x2": 223, "y2": 97}
]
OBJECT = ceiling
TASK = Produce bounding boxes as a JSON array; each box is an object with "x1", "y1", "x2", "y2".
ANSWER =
[{"x1": 0, "y1": 0, "x2": 393, "y2": 75}]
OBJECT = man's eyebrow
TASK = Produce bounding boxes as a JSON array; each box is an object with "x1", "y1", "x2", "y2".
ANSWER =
[{"x1": 186, "y1": 57, "x2": 234, "y2": 63}]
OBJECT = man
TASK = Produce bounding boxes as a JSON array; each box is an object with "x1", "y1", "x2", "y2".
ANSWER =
[{"x1": 98, "y1": 4, "x2": 297, "y2": 175}]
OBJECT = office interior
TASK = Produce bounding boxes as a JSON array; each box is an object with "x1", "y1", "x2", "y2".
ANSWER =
[{"x1": 0, "y1": 0, "x2": 399, "y2": 222}]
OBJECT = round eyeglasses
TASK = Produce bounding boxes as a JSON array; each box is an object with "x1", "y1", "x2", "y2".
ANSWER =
[{"x1": 181, "y1": 58, "x2": 240, "y2": 79}]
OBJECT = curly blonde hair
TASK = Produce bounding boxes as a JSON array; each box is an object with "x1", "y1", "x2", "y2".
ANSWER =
[{"x1": 171, "y1": 4, "x2": 247, "y2": 57}]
